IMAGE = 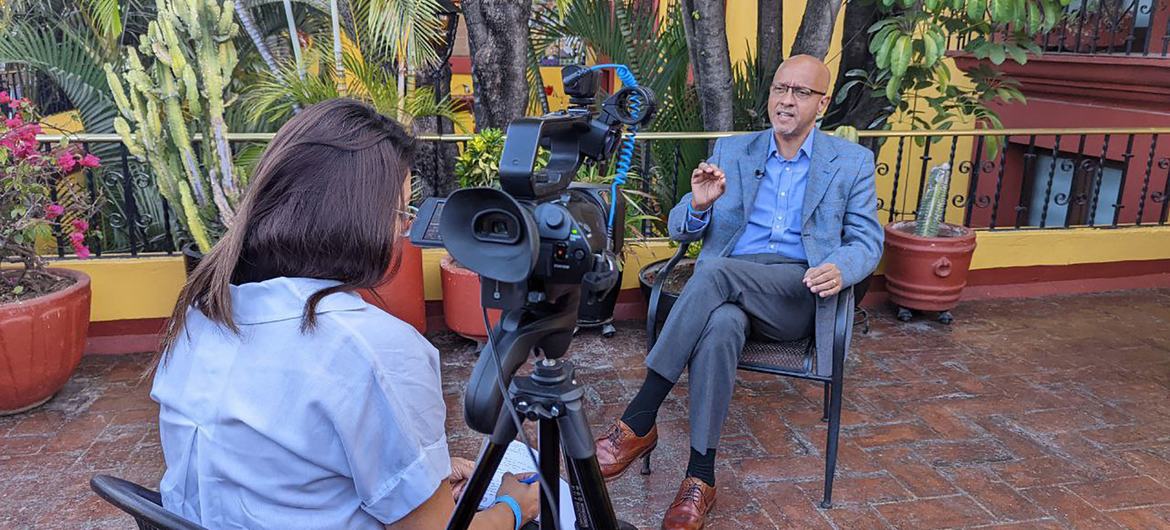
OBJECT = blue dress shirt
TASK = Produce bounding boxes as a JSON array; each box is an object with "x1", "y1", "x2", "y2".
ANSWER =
[
  {"x1": 151, "y1": 277, "x2": 450, "y2": 529},
  {"x1": 685, "y1": 132, "x2": 813, "y2": 262}
]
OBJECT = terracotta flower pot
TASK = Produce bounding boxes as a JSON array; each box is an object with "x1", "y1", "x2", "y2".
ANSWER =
[
  {"x1": 360, "y1": 238, "x2": 427, "y2": 334},
  {"x1": 882, "y1": 221, "x2": 977, "y2": 320},
  {"x1": 0, "y1": 268, "x2": 92, "y2": 414},
  {"x1": 440, "y1": 254, "x2": 501, "y2": 343}
]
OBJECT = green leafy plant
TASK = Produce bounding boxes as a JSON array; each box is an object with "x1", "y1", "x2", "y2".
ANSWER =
[
  {"x1": 454, "y1": 128, "x2": 507, "y2": 189},
  {"x1": 105, "y1": 0, "x2": 247, "y2": 253},
  {"x1": 915, "y1": 163, "x2": 952, "y2": 237},
  {"x1": 1, "y1": 95, "x2": 103, "y2": 302},
  {"x1": 836, "y1": 0, "x2": 1069, "y2": 156}
]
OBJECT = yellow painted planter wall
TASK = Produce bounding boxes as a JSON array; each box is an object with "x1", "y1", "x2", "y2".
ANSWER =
[{"x1": 46, "y1": 227, "x2": 1170, "y2": 323}]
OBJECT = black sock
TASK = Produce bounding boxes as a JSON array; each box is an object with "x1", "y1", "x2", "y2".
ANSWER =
[
  {"x1": 686, "y1": 447, "x2": 717, "y2": 487},
  {"x1": 620, "y1": 369, "x2": 674, "y2": 436}
]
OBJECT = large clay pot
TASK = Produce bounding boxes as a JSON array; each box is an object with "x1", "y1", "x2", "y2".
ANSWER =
[
  {"x1": 882, "y1": 220, "x2": 977, "y2": 313},
  {"x1": 440, "y1": 254, "x2": 501, "y2": 343},
  {"x1": 361, "y1": 238, "x2": 427, "y2": 334},
  {"x1": 0, "y1": 268, "x2": 92, "y2": 414}
]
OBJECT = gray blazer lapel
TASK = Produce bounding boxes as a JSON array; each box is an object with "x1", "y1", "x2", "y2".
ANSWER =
[
  {"x1": 738, "y1": 130, "x2": 773, "y2": 220},
  {"x1": 802, "y1": 129, "x2": 841, "y2": 226}
]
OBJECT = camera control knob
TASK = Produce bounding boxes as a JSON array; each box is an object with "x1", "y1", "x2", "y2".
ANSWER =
[
  {"x1": 545, "y1": 209, "x2": 565, "y2": 229},
  {"x1": 573, "y1": 249, "x2": 586, "y2": 261}
]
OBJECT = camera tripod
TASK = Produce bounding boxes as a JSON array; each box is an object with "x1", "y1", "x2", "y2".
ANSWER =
[{"x1": 447, "y1": 291, "x2": 635, "y2": 530}]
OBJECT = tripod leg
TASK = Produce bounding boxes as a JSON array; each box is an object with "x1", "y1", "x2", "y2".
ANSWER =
[
  {"x1": 539, "y1": 419, "x2": 560, "y2": 530},
  {"x1": 448, "y1": 440, "x2": 511, "y2": 530},
  {"x1": 448, "y1": 405, "x2": 522, "y2": 530},
  {"x1": 557, "y1": 404, "x2": 621, "y2": 529}
]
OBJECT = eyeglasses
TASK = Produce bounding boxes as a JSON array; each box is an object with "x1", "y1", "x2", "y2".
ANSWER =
[
  {"x1": 394, "y1": 208, "x2": 416, "y2": 222},
  {"x1": 771, "y1": 84, "x2": 826, "y2": 101}
]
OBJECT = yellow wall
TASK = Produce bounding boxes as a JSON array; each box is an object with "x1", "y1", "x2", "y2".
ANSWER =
[
  {"x1": 50, "y1": 256, "x2": 186, "y2": 322},
  {"x1": 51, "y1": 227, "x2": 1170, "y2": 323}
]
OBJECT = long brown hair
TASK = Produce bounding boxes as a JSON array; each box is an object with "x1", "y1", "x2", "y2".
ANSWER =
[{"x1": 160, "y1": 98, "x2": 415, "y2": 358}]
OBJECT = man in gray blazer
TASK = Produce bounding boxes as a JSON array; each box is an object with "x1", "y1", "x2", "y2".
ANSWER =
[{"x1": 593, "y1": 55, "x2": 883, "y2": 529}]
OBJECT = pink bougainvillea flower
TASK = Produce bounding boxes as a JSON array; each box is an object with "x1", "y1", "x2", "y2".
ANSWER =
[
  {"x1": 5, "y1": 115, "x2": 23, "y2": 128},
  {"x1": 44, "y1": 204, "x2": 64, "y2": 219},
  {"x1": 0, "y1": 91, "x2": 10, "y2": 105},
  {"x1": 79, "y1": 153, "x2": 101, "y2": 168},
  {"x1": 69, "y1": 231, "x2": 86, "y2": 245},
  {"x1": 73, "y1": 244, "x2": 92, "y2": 259},
  {"x1": 56, "y1": 152, "x2": 78, "y2": 172},
  {"x1": 72, "y1": 219, "x2": 89, "y2": 232}
]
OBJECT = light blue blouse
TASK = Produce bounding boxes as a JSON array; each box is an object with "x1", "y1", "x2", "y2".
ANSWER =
[{"x1": 151, "y1": 277, "x2": 450, "y2": 529}]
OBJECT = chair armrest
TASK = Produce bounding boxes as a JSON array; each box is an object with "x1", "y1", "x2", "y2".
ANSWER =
[
  {"x1": 646, "y1": 242, "x2": 692, "y2": 351},
  {"x1": 830, "y1": 285, "x2": 855, "y2": 380}
]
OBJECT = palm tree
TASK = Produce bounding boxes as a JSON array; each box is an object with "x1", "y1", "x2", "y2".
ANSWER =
[{"x1": 243, "y1": 45, "x2": 458, "y2": 127}]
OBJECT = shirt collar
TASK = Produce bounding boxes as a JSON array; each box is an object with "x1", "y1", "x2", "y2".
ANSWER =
[
  {"x1": 229, "y1": 277, "x2": 367, "y2": 325},
  {"x1": 768, "y1": 130, "x2": 815, "y2": 162}
]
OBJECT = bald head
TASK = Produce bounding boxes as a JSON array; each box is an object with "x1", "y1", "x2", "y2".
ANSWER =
[
  {"x1": 768, "y1": 54, "x2": 832, "y2": 146},
  {"x1": 774, "y1": 54, "x2": 831, "y2": 94}
]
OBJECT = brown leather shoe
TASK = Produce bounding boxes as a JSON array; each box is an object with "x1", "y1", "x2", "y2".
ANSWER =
[
  {"x1": 661, "y1": 477, "x2": 716, "y2": 530},
  {"x1": 594, "y1": 419, "x2": 657, "y2": 481}
]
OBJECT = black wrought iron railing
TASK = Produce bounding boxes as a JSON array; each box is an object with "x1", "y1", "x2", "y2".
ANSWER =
[
  {"x1": 30, "y1": 128, "x2": 1170, "y2": 259},
  {"x1": 0, "y1": 65, "x2": 73, "y2": 116}
]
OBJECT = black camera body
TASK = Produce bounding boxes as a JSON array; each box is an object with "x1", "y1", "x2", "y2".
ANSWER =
[
  {"x1": 409, "y1": 64, "x2": 654, "y2": 437},
  {"x1": 409, "y1": 64, "x2": 654, "y2": 314}
]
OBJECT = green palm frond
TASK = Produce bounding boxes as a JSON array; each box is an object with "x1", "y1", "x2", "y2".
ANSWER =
[
  {"x1": 0, "y1": 23, "x2": 117, "y2": 133},
  {"x1": 349, "y1": 0, "x2": 447, "y2": 70},
  {"x1": 78, "y1": 0, "x2": 122, "y2": 45},
  {"x1": 530, "y1": 0, "x2": 689, "y2": 100},
  {"x1": 243, "y1": 45, "x2": 457, "y2": 125},
  {"x1": 731, "y1": 43, "x2": 771, "y2": 131}
]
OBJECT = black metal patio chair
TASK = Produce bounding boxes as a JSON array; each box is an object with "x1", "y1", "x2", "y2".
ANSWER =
[{"x1": 89, "y1": 475, "x2": 207, "y2": 530}]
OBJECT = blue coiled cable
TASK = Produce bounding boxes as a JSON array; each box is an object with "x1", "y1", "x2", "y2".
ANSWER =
[{"x1": 586, "y1": 64, "x2": 643, "y2": 233}]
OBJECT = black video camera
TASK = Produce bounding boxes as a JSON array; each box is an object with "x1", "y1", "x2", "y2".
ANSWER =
[
  {"x1": 409, "y1": 64, "x2": 656, "y2": 436},
  {"x1": 409, "y1": 64, "x2": 655, "y2": 313}
]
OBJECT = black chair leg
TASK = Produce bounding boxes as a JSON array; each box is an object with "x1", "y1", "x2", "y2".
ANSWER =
[
  {"x1": 821, "y1": 382, "x2": 830, "y2": 422},
  {"x1": 821, "y1": 377, "x2": 843, "y2": 509}
]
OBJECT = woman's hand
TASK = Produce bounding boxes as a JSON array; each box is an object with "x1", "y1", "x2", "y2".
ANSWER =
[
  {"x1": 448, "y1": 456, "x2": 477, "y2": 501},
  {"x1": 496, "y1": 472, "x2": 540, "y2": 524}
]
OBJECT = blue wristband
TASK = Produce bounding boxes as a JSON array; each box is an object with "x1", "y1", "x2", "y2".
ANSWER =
[{"x1": 494, "y1": 494, "x2": 523, "y2": 530}]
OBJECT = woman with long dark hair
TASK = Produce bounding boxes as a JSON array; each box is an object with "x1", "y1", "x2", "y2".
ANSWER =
[{"x1": 151, "y1": 99, "x2": 538, "y2": 529}]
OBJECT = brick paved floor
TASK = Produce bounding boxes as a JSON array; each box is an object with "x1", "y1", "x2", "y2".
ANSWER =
[{"x1": 2, "y1": 289, "x2": 1170, "y2": 529}]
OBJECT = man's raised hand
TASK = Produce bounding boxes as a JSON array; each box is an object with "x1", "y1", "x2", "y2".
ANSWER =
[{"x1": 690, "y1": 161, "x2": 726, "y2": 212}]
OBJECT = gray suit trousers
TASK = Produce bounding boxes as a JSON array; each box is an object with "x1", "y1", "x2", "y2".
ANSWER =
[{"x1": 645, "y1": 254, "x2": 816, "y2": 452}]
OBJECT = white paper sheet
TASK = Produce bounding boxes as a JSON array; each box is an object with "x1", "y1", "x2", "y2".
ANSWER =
[{"x1": 473, "y1": 440, "x2": 578, "y2": 529}]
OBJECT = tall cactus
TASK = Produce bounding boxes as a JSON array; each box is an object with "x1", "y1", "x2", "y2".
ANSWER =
[
  {"x1": 914, "y1": 163, "x2": 951, "y2": 238},
  {"x1": 104, "y1": 0, "x2": 245, "y2": 253}
]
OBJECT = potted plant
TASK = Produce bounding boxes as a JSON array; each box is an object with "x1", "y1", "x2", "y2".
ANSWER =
[
  {"x1": 882, "y1": 163, "x2": 977, "y2": 324},
  {"x1": 1, "y1": 94, "x2": 103, "y2": 414},
  {"x1": 442, "y1": 129, "x2": 509, "y2": 343},
  {"x1": 105, "y1": 0, "x2": 247, "y2": 268}
]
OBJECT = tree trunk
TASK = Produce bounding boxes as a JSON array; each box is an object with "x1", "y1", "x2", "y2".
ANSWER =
[
  {"x1": 462, "y1": 0, "x2": 531, "y2": 130},
  {"x1": 756, "y1": 0, "x2": 783, "y2": 81},
  {"x1": 681, "y1": 0, "x2": 734, "y2": 134},
  {"x1": 823, "y1": 1, "x2": 889, "y2": 152},
  {"x1": 791, "y1": 0, "x2": 843, "y2": 59},
  {"x1": 413, "y1": 54, "x2": 459, "y2": 199}
]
